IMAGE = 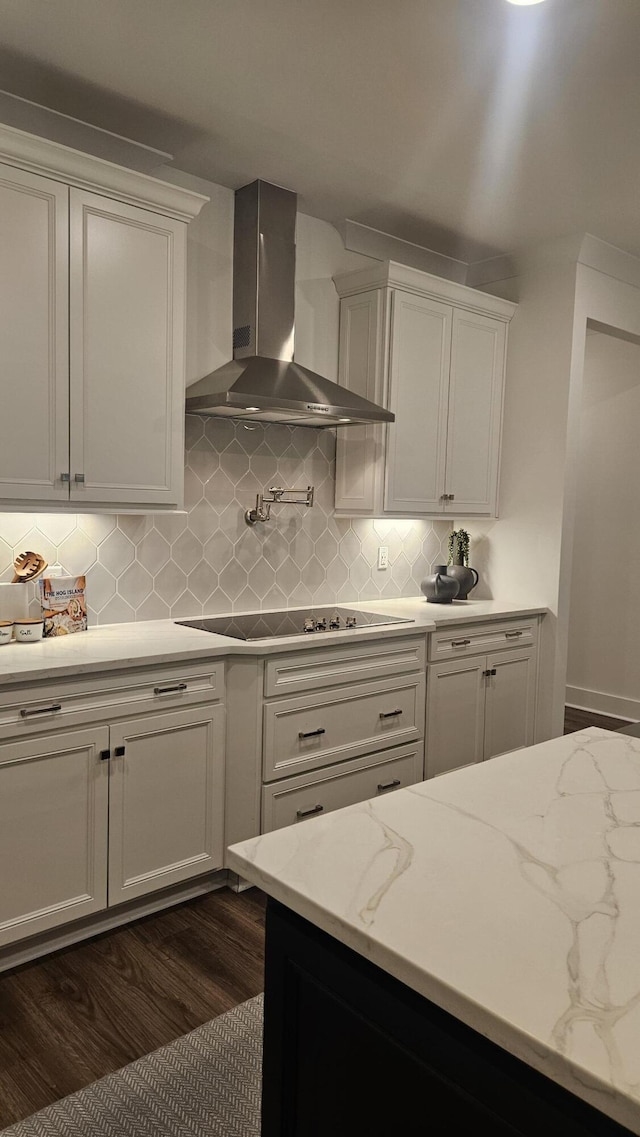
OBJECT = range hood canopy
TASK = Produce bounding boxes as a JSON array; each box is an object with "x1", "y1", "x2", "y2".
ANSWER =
[{"x1": 185, "y1": 179, "x2": 394, "y2": 428}]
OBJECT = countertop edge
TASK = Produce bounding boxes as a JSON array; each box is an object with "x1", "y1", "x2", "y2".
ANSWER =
[{"x1": 226, "y1": 845, "x2": 635, "y2": 1135}]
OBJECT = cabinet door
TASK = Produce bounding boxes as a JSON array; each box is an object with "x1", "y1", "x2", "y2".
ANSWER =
[
  {"x1": 384, "y1": 291, "x2": 451, "y2": 514},
  {"x1": 107, "y1": 704, "x2": 225, "y2": 905},
  {"x1": 484, "y1": 648, "x2": 537, "y2": 761},
  {"x1": 444, "y1": 309, "x2": 506, "y2": 515},
  {"x1": 69, "y1": 189, "x2": 186, "y2": 508},
  {"x1": 426, "y1": 656, "x2": 485, "y2": 777},
  {"x1": 0, "y1": 164, "x2": 70, "y2": 503},
  {"x1": 0, "y1": 726, "x2": 109, "y2": 948},
  {"x1": 334, "y1": 289, "x2": 386, "y2": 515}
]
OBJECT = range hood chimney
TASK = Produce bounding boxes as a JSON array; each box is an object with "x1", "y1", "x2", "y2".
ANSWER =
[{"x1": 185, "y1": 179, "x2": 394, "y2": 428}]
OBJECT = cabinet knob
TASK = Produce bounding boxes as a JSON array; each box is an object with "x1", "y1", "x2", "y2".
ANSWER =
[
  {"x1": 74, "y1": 473, "x2": 85, "y2": 483},
  {"x1": 60, "y1": 473, "x2": 70, "y2": 483},
  {"x1": 114, "y1": 745, "x2": 126, "y2": 757}
]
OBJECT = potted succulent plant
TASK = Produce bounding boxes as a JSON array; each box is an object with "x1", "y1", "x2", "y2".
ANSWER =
[{"x1": 446, "y1": 527, "x2": 479, "y2": 601}]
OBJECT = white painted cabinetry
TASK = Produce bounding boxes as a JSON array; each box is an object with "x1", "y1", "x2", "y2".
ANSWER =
[
  {"x1": 333, "y1": 261, "x2": 516, "y2": 518},
  {"x1": 0, "y1": 725, "x2": 108, "y2": 949},
  {"x1": 69, "y1": 190, "x2": 187, "y2": 508},
  {"x1": 260, "y1": 634, "x2": 427, "y2": 833},
  {"x1": 425, "y1": 618, "x2": 539, "y2": 778},
  {"x1": 0, "y1": 661, "x2": 225, "y2": 964},
  {"x1": 0, "y1": 163, "x2": 70, "y2": 504},
  {"x1": 0, "y1": 125, "x2": 206, "y2": 511}
]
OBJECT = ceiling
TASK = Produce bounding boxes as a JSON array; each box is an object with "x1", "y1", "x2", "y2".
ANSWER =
[{"x1": 0, "y1": 0, "x2": 639, "y2": 264}]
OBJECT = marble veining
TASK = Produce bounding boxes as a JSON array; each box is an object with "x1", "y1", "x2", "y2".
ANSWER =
[{"x1": 227, "y1": 728, "x2": 640, "y2": 1134}]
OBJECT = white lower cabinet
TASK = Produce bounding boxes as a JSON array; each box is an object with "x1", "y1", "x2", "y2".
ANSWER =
[
  {"x1": 108, "y1": 705, "x2": 225, "y2": 904},
  {"x1": 260, "y1": 635, "x2": 427, "y2": 834},
  {"x1": 263, "y1": 742, "x2": 424, "y2": 833},
  {"x1": 426, "y1": 645, "x2": 538, "y2": 778},
  {"x1": 0, "y1": 666, "x2": 225, "y2": 954},
  {"x1": 0, "y1": 726, "x2": 109, "y2": 948}
]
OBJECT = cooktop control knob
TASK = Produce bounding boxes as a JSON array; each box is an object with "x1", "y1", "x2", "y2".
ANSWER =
[
  {"x1": 329, "y1": 613, "x2": 341, "y2": 629},
  {"x1": 346, "y1": 615, "x2": 357, "y2": 628},
  {"x1": 315, "y1": 617, "x2": 327, "y2": 631},
  {"x1": 303, "y1": 617, "x2": 316, "y2": 633}
]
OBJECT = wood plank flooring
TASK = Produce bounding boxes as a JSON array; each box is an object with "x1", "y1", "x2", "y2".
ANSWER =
[
  {"x1": 563, "y1": 706, "x2": 632, "y2": 734},
  {"x1": 0, "y1": 885, "x2": 267, "y2": 1130}
]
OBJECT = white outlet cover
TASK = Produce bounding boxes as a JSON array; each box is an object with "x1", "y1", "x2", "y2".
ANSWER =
[{"x1": 377, "y1": 546, "x2": 389, "y2": 569}]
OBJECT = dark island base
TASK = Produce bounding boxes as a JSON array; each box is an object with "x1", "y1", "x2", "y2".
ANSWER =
[{"x1": 261, "y1": 898, "x2": 633, "y2": 1137}]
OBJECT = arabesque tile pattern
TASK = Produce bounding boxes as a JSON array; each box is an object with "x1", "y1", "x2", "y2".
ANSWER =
[{"x1": 0, "y1": 418, "x2": 451, "y2": 625}]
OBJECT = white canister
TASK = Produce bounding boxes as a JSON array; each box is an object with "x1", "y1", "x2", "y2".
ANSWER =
[
  {"x1": 0, "y1": 620, "x2": 13, "y2": 645},
  {"x1": 0, "y1": 582, "x2": 29, "y2": 623},
  {"x1": 14, "y1": 618, "x2": 44, "y2": 643}
]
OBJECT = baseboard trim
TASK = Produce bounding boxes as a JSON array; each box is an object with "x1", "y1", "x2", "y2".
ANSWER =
[
  {"x1": 0, "y1": 868, "x2": 230, "y2": 974},
  {"x1": 566, "y1": 685, "x2": 639, "y2": 723}
]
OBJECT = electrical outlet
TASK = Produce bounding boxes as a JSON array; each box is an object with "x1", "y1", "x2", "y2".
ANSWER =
[{"x1": 377, "y1": 546, "x2": 389, "y2": 570}]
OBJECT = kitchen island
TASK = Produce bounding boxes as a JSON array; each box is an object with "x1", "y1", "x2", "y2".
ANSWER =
[{"x1": 227, "y1": 727, "x2": 640, "y2": 1136}]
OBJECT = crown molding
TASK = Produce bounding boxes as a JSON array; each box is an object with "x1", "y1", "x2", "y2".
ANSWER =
[
  {"x1": 0, "y1": 122, "x2": 208, "y2": 221},
  {"x1": 333, "y1": 259, "x2": 517, "y2": 321}
]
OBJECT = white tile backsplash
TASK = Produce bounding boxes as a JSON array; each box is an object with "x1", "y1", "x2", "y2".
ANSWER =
[{"x1": 0, "y1": 418, "x2": 451, "y2": 625}]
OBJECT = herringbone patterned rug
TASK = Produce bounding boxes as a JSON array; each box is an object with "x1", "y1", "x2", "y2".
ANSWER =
[{"x1": 1, "y1": 993, "x2": 263, "y2": 1137}]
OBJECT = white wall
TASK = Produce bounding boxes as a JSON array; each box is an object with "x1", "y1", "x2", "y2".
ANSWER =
[
  {"x1": 566, "y1": 330, "x2": 640, "y2": 719},
  {"x1": 484, "y1": 237, "x2": 640, "y2": 741},
  {"x1": 476, "y1": 251, "x2": 579, "y2": 739}
]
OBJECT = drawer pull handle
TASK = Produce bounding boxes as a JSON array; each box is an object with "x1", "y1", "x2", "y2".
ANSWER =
[
  {"x1": 20, "y1": 703, "x2": 62, "y2": 718},
  {"x1": 296, "y1": 804, "x2": 324, "y2": 819},
  {"x1": 379, "y1": 709, "x2": 403, "y2": 719},
  {"x1": 451, "y1": 639, "x2": 471, "y2": 647},
  {"x1": 154, "y1": 682, "x2": 188, "y2": 696},
  {"x1": 377, "y1": 778, "x2": 401, "y2": 792},
  {"x1": 505, "y1": 630, "x2": 524, "y2": 639},
  {"x1": 298, "y1": 728, "x2": 326, "y2": 739}
]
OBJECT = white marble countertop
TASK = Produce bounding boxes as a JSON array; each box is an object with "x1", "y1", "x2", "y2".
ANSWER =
[
  {"x1": 0, "y1": 597, "x2": 546, "y2": 686},
  {"x1": 227, "y1": 728, "x2": 640, "y2": 1135}
]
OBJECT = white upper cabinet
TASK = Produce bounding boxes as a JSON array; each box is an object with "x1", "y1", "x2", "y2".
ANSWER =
[
  {"x1": 69, "y1": 191, "x2": 186, "y2": 508},
  {"x1": 0, "y1": 163, "x2": 70, "y2": 504},
  {"x1": 333, "y1": 262, "x2": 517, "y2": 518},
  {"x1": 0, "y1": 124, "x2": 206, "y2": 511}
]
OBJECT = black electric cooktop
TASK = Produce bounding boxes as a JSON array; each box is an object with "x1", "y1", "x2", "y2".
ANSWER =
[{"x1": 175, "y1": 606, "x2": 413, "y2": 642}]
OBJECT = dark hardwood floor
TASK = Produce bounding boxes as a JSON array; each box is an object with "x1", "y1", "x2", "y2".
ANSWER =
[
  {"x1": 563, "y1": 706, "x2": 632, "y2": 734},
  {"x1": 0, "y1": 885, "x2": 267, "y2": 1130}
]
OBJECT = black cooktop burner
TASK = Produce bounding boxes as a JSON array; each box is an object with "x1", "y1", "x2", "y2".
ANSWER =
[{"x1": 175, "y1": 606, "x2": 413, "y2": 642}]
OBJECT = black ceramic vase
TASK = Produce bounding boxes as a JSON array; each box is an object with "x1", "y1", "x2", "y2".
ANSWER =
[
  {"x1": 445, "y1": 564, "x2": 479, "y2": 601},
  {"x1": 420, "y1": 565, "x2": 460, "y2": 604}
]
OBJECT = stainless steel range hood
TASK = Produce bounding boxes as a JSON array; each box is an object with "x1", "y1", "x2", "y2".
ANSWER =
[{"x1": 185, "y1": 179, "x2": 394, "y2": 428}]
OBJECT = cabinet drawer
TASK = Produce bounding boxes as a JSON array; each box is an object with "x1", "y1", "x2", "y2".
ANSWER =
[
  {"x1": 0, "y1": 661, "x2": 225, "y2": 740},
  {"x1": 428, "y1": 619, "x2": 538, "y2": 662},
  {"x1": 264, "y1": 635, "x2": 426, "y2": 698},
  {"x1": 262, "y1": 742, "x2": 424, "y2": 834},
  {"x1": 263, "y1": 674, "x2": 425, "y2": 782}
]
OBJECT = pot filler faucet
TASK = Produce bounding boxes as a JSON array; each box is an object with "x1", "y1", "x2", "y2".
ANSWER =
[{"x1": 245, "y1": 484, "x2": 314, "y2": 526}]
